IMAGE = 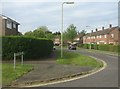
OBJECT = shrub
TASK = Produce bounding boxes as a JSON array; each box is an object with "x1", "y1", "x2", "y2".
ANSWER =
[
  {"x1": 83, "y1": 44, "x2": 89, "y2": 49},
  {"x1": 2, "y1": 36, "x2": 54, "y2": 60},
  {"x1": 98, "y1": 44, "x2": 110, "y2": 51},
  {"x1": 80, "y1": 44, "x2": 120, "y2": 52}
]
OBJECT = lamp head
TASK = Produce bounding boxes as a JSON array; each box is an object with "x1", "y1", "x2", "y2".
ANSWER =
[{"x1": 64, "y1": 2, "x2": 74, "y2": 4}]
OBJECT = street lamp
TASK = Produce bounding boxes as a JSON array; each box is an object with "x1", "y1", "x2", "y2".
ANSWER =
[{"x1": 61, "y1": 2, "x2": 74, "y2": 58}]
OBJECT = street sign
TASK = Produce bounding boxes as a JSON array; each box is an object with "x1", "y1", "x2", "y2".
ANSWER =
[{"x1": 14, "y1": 52, "x2": 24, "y2": 69}]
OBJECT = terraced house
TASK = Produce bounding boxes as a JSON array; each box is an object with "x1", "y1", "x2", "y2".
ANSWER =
[
  {"x1": 83, "y1": 24, "x2": 120, "y2": 45},
  {"x1": 0, "y1": 15, "x2": 20, "y2": 36}
]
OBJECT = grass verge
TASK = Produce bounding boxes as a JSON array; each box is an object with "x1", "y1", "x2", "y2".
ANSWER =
[
  {"x1": 56, "y1": 50, "x2": 103, "y2": 68},
  {"x1": 2, "y1": 63, "x2": 33, "y2": 86}
]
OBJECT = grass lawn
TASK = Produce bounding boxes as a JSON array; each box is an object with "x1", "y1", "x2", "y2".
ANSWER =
[
  {"x1": 56, "y1": 50, "x2": 103, "y2": 68},
  {"x1": 2, "y1": 63, "x2": 33, "y2": 86},
  {"x1": 77, "y1": 47, "x2": 119, "y2": 56}
]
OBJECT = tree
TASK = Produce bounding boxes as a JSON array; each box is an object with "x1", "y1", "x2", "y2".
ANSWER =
[
  {"x1": 64, "y1": 24, "x2": 77, "y2": 43},
  {"x1": 79, "y1": 30, "x2": 86, "y2": 35},
  {"x1": 45, "y1": 33, "x2": 54, "y2": 40},
  {"x1": 24, "y1": 31, "x2": 34, "y2": 37},
  {"x1": 24, "y1": 26, "x2": 54, "y2": 40},
  {"x1": 36, "y1": 26, "x2": 49, "y2": 33},
  {"x1": 33, "y1": 30, "x2": 46, "y2": 38}
]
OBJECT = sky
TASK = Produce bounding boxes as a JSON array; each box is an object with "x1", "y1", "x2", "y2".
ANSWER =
[{"x1": 1, "y1": 0, "x2": 119, "y2": 34}]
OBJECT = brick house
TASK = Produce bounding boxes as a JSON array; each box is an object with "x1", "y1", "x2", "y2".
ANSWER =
[
  {"x1": 74, "y1": 33, "x2": 84, "y2": 44},
  {"x1": 0, "y1": 15, "x2": 20, "y2": 36},
  {"x1": 54, "y1": 37, "x2": 61, "y2": 46},
  {"x1": 83, "y1": 24, "x2": 120, "y2": 45}
]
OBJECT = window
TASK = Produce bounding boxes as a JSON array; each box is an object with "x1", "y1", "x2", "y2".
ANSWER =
[
  {"x1": 104, "y1": 35, "x2": 107, "y2": 38},
  {"x1": 6, "y1": 20, "x2": 12, "y2": 29},
  {"x1": 97, "y1": 36, "x2": 99, "y2": 38},
  {"x1": 100, "y1": 35, "x2": 102, "y2": 38},
  {"x1": 13, "y1": 23, "x2": 16, "y2": 29},
  {"x1": 111, "y1": 34, "x2": 114, "y2": 38}
]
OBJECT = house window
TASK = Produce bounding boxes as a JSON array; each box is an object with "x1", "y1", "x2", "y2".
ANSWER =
[
  {"x1": 6, "y1": 20, "x2": 12, "y2": 29},
  {"x1": 104, "y1": 35, "x2": 107, "y2": 38},
  {"x1": 13, "y1": 23, "x2": 16, "y2": 29},
  {"x1": 100, "y1": 35, "x2": 102, "y2": 38},
  {"x1": 111, "y1": 34, "x2": 114, "y2": 38},
  {"x1": 97, "y1": 36, "x2": 99, "y2": 38}
]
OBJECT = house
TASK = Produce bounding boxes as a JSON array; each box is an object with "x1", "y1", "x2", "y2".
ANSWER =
[
  {"x1": 0, "y1": 15, "x2": 20, "y2": 36},
  {"x1": 54, "y1": 37, "x2": 61, "y2": 46},
  {"x1": 83, "y1": 24, "x2": 120, "y2": 45},
  {"x1": 74, "y1": 33, "x2": 85, "y2": 44}
]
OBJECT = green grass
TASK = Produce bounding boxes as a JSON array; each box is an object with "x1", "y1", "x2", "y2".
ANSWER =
[
  {"x1": 56, "y1": 50, "x2": 103, "y2": 68},
  {"x1": 2, "y1": 63, "x2": 33, "y2": 86}
]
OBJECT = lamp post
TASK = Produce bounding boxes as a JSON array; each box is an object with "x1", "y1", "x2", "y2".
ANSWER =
[{"x1": 61, "y1": 2, "x2": 74, "y2": 58}]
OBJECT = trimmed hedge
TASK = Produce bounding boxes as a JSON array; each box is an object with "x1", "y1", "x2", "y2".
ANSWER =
[
  {"x1": 79, "y1": 44, "x2": 120, "y2": 52},
  {"x1": 2, "y1": 36, "x2": 54, "y2": 60}
]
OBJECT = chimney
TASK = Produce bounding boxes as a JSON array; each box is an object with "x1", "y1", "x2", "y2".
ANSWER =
[
  {"x1": 96, "y1": 28, "x2": 98, "y2": 32},
  {"x1": 109, "y1": 24, "x2": 112, "y2": 28},
  {"x1": 102, "y1": 27, "x2": 104, "y2": 30}
]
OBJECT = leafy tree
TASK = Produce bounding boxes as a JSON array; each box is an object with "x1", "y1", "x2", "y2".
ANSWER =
[
  {"x1": 24, "y1": 26, "x2": 54, "y2": 40},
  {"x1": 53, "y1": 31, "x2": 61, "y2": 35},
  {"x1": 36, "y1": 26, "x2": 49, "y2": 33},
  {"x1": 46, "y1": 33, "x2": 54, "y2": 40},
  {"x1": 64, "y1": 24, "x2": 77, "y2": 43},
  {"x1": 24, "y1": 31, "x2": 34, "y2": 37},
  {"x1": 33, "y1": 29, "x2": 46, "y2": 38},
  {"x1": 79, "y1": 30, "x2": 86, "y2": 35}
]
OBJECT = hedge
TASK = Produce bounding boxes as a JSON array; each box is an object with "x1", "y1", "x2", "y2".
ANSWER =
[
  {"x1": 79, "y1": 44, "x2": 120, "y2": 52},
  {"x1": 2, "y1": 36, "x2": 54, "y2": 60}
]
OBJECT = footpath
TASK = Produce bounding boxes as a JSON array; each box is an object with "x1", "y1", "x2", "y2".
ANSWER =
[{"x1": 8, "y1": 51, "x2": 93, "y2": 87}]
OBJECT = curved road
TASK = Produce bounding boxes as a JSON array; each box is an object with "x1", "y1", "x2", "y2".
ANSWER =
[
  {"x1": 3, "y1": 49, "x2": 119, "y2": 89},
  {"x1": 44, "y1": 49, "x2": 118, "y2": 87}
]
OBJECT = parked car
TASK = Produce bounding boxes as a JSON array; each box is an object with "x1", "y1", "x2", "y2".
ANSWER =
[
  {"x1": 53, "y1": 46, "x2": 56, "y2": 50},
  {"x1": 68, "y1": 44, "x2": 76, "y2": 50}
]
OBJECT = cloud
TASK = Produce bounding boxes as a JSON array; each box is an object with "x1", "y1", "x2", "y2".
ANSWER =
[
  {"x1": 2, "y1": 2, "x2": 118, "y2": 34},
  {"x1": 2, "y1": 0, "x2": 119, "y2": 2}
]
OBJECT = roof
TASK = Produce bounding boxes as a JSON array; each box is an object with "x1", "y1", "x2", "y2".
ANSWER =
[
  {"x1": 76, "y1": 33, "x2": 84, "y2": 38},
  {"x1": 85, "y1": 26, "x2": 120, "y2": 36},
  {"x1": 0, "y1": 14, "x2": 20, "y2": 25}
]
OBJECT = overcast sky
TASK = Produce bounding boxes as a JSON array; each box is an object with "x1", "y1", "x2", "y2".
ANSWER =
[{"x1": 1, "y1": 0, "x2": 119, "y2": 34}]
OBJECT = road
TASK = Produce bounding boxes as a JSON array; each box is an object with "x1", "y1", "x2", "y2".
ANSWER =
[
  {"x1": 44, "y1": 49, "x2": 118, "y2": 87},
  {"x1": 3, "y1": 49, "x2": 119, "y2": 89}
]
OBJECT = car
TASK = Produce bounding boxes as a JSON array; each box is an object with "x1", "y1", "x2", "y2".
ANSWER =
[
  {"x1": 68, "y1": 44, "x2": 76, "y2": 50},
  {"x1": 53, "y1": 46, "x2": 56, "y2": 50}
]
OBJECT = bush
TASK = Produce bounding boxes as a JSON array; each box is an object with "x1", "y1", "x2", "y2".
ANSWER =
[
  {"x1": 79, "y1": 44, "x2": 120, "y2": 52},
  {"x1": 83, "y1": 44, "x2": 89, "y2": 49},
  {"x1": 2, "y1": 36, "x2": 54, "y2": 60},
  {"x1": 98, "y1": 44, "x2": 110, "y2": 51}
]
